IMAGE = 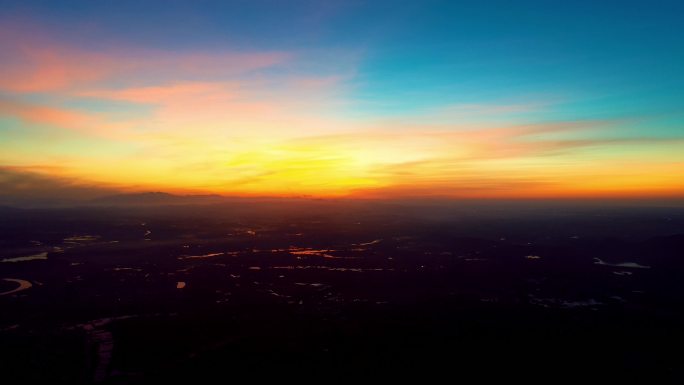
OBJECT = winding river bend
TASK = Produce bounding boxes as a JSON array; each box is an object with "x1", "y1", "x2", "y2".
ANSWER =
[{"x1": 0, "y1": 278, "x2": 32, "y2": 296}]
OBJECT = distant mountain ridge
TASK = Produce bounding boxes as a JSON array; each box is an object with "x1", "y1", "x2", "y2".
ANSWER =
[{"x1": 90, "y1": 192, "x2": 227, "y2": 206}]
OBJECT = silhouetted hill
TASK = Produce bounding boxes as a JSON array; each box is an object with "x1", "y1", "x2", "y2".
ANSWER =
[{"x1": 90, "y1": 192, "x2": 226, "y2": 206}]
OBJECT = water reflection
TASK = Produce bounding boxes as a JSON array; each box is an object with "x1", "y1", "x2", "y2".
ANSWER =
[
  {"x1": 594, "y1": 258, "x2": 650, "y2": 269},
  {"x1": 1, "y1": 252, "x2": 48, "y2": 263},
  {"x1": 0, "y1": 278, "x2": 33, "y2": 296},
  {"x1": 272, "y1": 266, "x2": 389, "y2": 272},
  {"x1": 178, "y1": 252, "x2": 223, "y2": 260},
  {"x1": 64, "y1": 235, "x2": 100, "y2": 243},
  {"x1": 354, "y1": 239, "x2": 382, "y2": 246}
]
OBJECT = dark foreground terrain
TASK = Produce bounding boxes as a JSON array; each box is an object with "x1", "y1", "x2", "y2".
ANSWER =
[{"x1": 1, "y1": 199, "x2": 684, "y2": 382}]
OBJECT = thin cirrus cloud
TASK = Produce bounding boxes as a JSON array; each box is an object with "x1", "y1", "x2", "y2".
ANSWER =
[
  {"x1": 0, "y1": 20, "x2": 683, "y2": 200},
  {"x1": 0, "y1": 21, "x2": 288, "y2": 93}
]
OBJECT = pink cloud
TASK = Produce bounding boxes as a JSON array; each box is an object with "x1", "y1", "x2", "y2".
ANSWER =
[
  {"x1": 0, "y1": 99, "x2": 98, "y2": 128},
  {"x1": 0, "y1": 98, "x2": 140, "y2": 139},
  {"x1": 78, "y1": 82, "x2": 240, "y2": 105},
  {"x1": 0, "y1": 23, "x2": 288, "y2": 93}
]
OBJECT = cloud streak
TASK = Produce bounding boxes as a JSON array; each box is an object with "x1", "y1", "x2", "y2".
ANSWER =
[{"x1": 0, "y1": 21, "x2": 288, "y2": 93}]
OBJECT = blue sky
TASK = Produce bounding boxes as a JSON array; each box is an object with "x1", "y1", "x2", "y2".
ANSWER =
[
  {"x1": 0, "y1": 0, "x2": 682, "y2": 198},
  {"x1": 3, "y1": 0, "x2": 683, "y2": 118}
]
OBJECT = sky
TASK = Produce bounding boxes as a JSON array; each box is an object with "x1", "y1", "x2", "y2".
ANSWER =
[{"x1": 1, "y1": 0, "x2": 683, "y2": 201}]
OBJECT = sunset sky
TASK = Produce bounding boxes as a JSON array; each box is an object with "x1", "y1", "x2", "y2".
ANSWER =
[{"x1": 1, "y1": 0, "x2": 683, "y2": 200}]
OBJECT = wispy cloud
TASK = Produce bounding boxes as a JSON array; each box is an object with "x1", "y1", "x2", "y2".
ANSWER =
[{"x1": 0, "y1": 21, "x2": 288, "y2": 94}]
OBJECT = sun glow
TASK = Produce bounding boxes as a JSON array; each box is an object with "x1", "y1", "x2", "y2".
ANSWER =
[{"x1": 1, "y1": 15, "x2": 683, "y2": 201}]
